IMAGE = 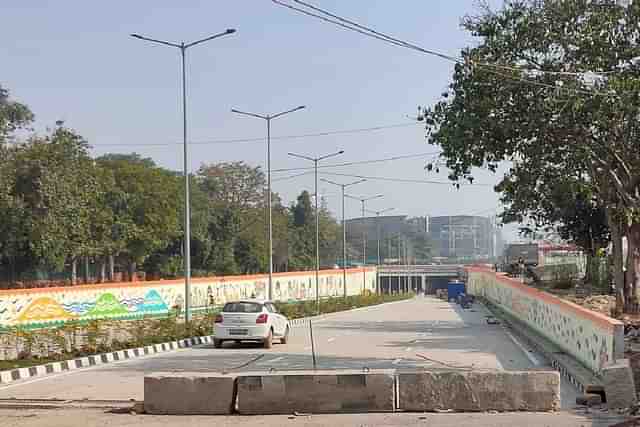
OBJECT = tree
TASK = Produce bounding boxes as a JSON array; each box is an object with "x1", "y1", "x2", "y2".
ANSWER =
[
  {"x1": 424, "y1": 0, "x2": 640, "y2": 309},
  {"x1": 0, "y1": 84, "x2": 33, "y2": 145},
  {"x1": 97, "y1": 154, "x2": 181, "y2": 280}
]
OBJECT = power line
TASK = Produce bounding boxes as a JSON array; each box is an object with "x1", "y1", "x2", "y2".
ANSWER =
[
  {"x1": 318, "y1": 171, "x2": 492, "y2": 187},
  {"x1": 92, "y1": 122, "x2": 422, "y2": 148},
  {"x1": 272, "y1": 151, "x2": 441, "y2": 173},
  {"x1": 272, "y1": 0, "x2": 608, "y2": 97}
]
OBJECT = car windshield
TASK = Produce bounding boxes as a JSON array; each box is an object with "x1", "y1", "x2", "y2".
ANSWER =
[{"x1": 222, "y1": 302, "x2": 262, "y2": 313}]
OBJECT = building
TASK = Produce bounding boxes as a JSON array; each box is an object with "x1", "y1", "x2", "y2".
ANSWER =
[{"x1": 428, "y1": 215, "x2": 502, "y2": 261}]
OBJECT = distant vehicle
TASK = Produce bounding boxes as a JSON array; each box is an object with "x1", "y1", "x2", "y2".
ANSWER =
[
  {"x1": 503, "y1": 243, "x2": 539, "y2": 275},
  {"x1": 214, "y1": 300, "x2": 290, "y2": 349}
]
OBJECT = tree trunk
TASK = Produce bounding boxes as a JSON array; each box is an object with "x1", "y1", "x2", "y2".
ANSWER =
[
  {"x1": 108, "y1": 255, "x2": 115, "y2": 281},
  {"x1": 98, "y1": 258, "x2": 106, "y2": 283},
  {"x1": 71, "y1": 258, "x2": 77, "y2": 285},
  {"x1": 128, "y1": 261, "x2": 136, "y2": 282},
  {"x1": 626, "y1": 223, "x2": 640, "y2": 314},
  {"x1": 607, "y1": 210, "x2": 625, "y2": 313},
  {"x1": 83, "y1": 257, "x2": 90, "y2": 284}
]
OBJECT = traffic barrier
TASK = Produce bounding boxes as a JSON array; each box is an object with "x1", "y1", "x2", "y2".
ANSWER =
[
  {"x1": 235, "y1": 369, "x2": 395, "y2": 414},
  {"x1": 397, "y1": 370, "x2": 561, "y2": 412},
  {"x1": 144, "y1": 372, "x2": 236, "y2": 415}
]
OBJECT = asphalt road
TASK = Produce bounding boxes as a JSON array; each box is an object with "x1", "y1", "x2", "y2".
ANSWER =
[{"x1": 0, "y1": 297, "x2": 579, "y2": 407}]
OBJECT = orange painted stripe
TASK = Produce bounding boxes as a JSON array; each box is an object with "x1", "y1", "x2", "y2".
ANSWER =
[
  {"x1": 0, "y1": 267, "x2": 376, "y2": 297},
  {"x1": 466, "y1": 266, "x2": 622, "y2": 331}
]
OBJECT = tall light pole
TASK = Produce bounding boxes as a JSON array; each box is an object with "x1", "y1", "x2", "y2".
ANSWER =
[
  {"x1": 288, "y1": 150, "x2": 344, "y2": 313},
  {"x1": 231, "y1": 106, "x2": 305, "y2": 300},
  {"x1": 345, "y1": 193, "x2": 383, "y2": 291},
  {"x1": 131, "y1": 29, "x2": 236, "y2": 323},
  {"x1": 320, "y1": 178, "x2": 366, "y2": 298},
  {"x1": 365, "y1": 207, "x2": 395, "y2": 267},
  {"x1": 366, "y1": 207, "x2": 394, "y2": 294}
]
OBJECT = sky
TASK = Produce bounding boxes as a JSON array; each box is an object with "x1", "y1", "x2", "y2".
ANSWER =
[{"x1": 1, "y1": 0, "x2": 517, "y2": 240}]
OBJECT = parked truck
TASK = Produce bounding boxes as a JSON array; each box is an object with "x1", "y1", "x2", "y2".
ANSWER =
[{"x1": 503, "y1": 243, "x2": 539, "y2": 277}]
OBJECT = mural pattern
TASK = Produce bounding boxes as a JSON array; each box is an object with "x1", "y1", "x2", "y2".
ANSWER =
[
  {"x1": 0, "y1": 268, "x2": 377, "y2": 329},
  {"x1": 466, "y1": 267, "x2": 623, "y2": 374}
]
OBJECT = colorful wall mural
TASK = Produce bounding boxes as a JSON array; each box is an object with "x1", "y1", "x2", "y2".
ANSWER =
[
  {"x1": 466, "y1": 267, "x2": 624, "y2": 374},
  {"x1": 0, "y1": 268, "x2": 377, "y2": 329}
]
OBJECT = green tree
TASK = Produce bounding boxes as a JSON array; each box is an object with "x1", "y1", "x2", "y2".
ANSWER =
[
  {"x1": 97, "y1": 153, "x2": 181, "y2": 280},
  {"x1": 0, "y1": 84, "x2": 33, "y2": 145},
  {"x1": 424, "y1": 0, "x2": 640, "y2": 309}
]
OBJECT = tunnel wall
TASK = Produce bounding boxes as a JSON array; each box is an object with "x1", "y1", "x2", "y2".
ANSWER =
[
  {"x1": 466, "y1": 266, "x2": 624, "y2": 374},
  {"x1": 0, "y1": 267, "x2": 377, "y2": 329}
]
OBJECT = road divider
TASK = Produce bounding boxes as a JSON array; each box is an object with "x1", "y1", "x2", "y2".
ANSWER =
[
  {"x1": 145, "y1": 372, "x2": 235, "y2": 415},
  {"x1": 397, "y1": 370, "x2": 560, "y2": 412},
  {"x1": 235, "y1": 369, "x2": 395, "y2": 414},
  {"x1": 143, "y1": 368, "x2": 561, "y2": 415}
]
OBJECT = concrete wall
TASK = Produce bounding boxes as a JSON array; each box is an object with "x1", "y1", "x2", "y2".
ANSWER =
[
  {"x1": 0, "y1": 267, "x2": 377, "y2": 329},
  {"x1": 466, "y1": 267, "x2": 624, "y2": 374}
]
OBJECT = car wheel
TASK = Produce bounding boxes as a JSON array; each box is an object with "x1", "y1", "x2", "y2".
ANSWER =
[
  {"x1": 263, "y1": 329, "x2": 273, "y2": 349},
  {"x1": 214, "y1": 339, "x2": 223, "y2": 349},
  {"x1": 280, "y1": 326, "x2": 290, "y2": 344}
]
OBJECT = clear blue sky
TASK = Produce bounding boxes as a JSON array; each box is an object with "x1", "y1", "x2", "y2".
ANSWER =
[{"x1": 1, "y1": 0, "x2": 515, "y2": 237}]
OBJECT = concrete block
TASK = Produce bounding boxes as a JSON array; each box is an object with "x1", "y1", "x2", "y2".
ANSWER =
[
  {"x1": 236, "y1": 370, "x2": 395, "y2": 414},
  {"x1": 398, "y1": 370, "x2": 560, "y2": 412},
  {"x1": 603, "y1": 359, "x2": 637, "y2": 409},
  {"x1": 144, "y1": 372, "x2": 235, "y2": 415}
]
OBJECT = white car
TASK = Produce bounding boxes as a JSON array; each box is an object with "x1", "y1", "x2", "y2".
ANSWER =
[{"x1": 213, "y1": 300, "x2": 290, "y2": 349}]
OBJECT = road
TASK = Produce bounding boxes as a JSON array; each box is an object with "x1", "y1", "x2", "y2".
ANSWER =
[{"x1": 0, "y1": 297, "x2": 578, "y2": 407}]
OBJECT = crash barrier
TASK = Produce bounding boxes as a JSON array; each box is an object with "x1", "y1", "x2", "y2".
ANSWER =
[
  {"x1": 144, "y1": 369, "x2": 561, "y2": 415},
  {"x1": 466, "y1": 267, "x2": 624, "y2": 375}
]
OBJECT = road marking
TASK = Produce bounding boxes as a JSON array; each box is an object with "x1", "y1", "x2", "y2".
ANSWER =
[
  {"x1": 327, "y1": 338, "x2": 335, "y2": 343},
  {"x1": 405, "y1": 347, "x2": 412, "y2": 352},
  {"x1": 392, "y1": 358, "x2": 402, "y2": 365},
  {"x1": 505, "y1": 331, "x2": 541, "y2": 366}
]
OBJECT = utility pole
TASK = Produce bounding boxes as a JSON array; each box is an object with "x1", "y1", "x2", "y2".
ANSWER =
[
  {"x1": 365, "y1": 207, "x2": 394, "y2": 293},
  {"x1": 131, "y1": 29, "x2": 236, "y2": 322},
  {"x1": 288, "y1": 150, "x2": 344, "y2": 313},
  {"x1": 320, "y1": 178, "x2": 366, "y2": 297},
  {"x1": 232, "y1": 105, "x2": 306, "y2": 300},
  {"x1": 345, "y1": 194, "x2": 383, "y2": 291}
]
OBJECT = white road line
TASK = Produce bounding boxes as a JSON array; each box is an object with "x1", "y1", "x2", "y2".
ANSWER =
[
  {"x1": 392, "y1": 358, "x2": 402, "y2": 365},
  {"x1": 505, "y1": 331, "x2": 541, "y2": 366},
  {"x1": 405, "y1": 347, "x2": 412, "y2": 352},
  {"x1": 327, "y1": 338, "x2": 335, "y2": 343}
]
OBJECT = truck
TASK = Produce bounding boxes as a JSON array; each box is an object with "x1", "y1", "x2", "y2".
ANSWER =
[{"x1": 503, "y1": 243, "x2": 539, "y2": 276}]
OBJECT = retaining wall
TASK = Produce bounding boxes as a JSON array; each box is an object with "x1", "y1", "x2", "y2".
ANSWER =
[
  {"x1": 0, "y1": 267, "x2": 377, "y2": 329},
  {"x1": 466, "y1": 267, "x2": 624, "y2": 374}
]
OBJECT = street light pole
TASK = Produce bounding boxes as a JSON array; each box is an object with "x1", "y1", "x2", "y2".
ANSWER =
[
  {"x1": 320, "y1": 178, "x2": 366, "y2": 297},
  {"x1": 131, "y1": 29, "x2": 235, "y2": 323},
  {"x1": 365, "y1": 207, "x2": 394, "y2": 293},
  {"x1": 231, "y1": 106, "x2": 305, "y2": 300},
  {"x1": 288, "y1": 151, "x2": 344, "y2": 314},
  {"x1": 345, "y1": 194, "x2": 383, "y2": 292}
]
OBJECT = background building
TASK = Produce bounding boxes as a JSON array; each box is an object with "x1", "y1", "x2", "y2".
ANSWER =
[{"x1": 428, "y1": 215, "x2": 503, "y2": 262}]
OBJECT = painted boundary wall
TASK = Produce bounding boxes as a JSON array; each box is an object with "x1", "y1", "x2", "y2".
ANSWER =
[
  {"x1": 0, "y1": 267, "x2": 377, "y2": 329},
  {"x1": 466, "y1": 267, "x2": 624, "y2": 374}
]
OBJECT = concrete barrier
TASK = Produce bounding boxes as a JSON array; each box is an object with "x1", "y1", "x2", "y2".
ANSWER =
[
  {"x1": 235, "y1": 370, "x2": 395, "y2": 414},
  {"x1": 397, "y1": 370, "x2": 561, "y2": 412},
  {"x1": 144, "y1": 372, "x2": 235, "y2": 415}
]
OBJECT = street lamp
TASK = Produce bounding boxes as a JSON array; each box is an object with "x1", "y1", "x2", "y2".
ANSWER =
[
  {"x1": 231, "y1": 106, "x2": 305, "y2": 300},
  {"x1": 345, "y1": 193, "x2": 383, "y2": 292},
  {"x1": 288, "y1": 150, "x2": 344, "y2": 313},
  {"x1": 131, "y1": 28, "x2": 236, "y2": 323},
  {"x1": 320, "y1": 178, "x2": 366, "y2": 298},
  {"x1": 365, "y1": 207, "x2": 395, "y2": 267}
]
